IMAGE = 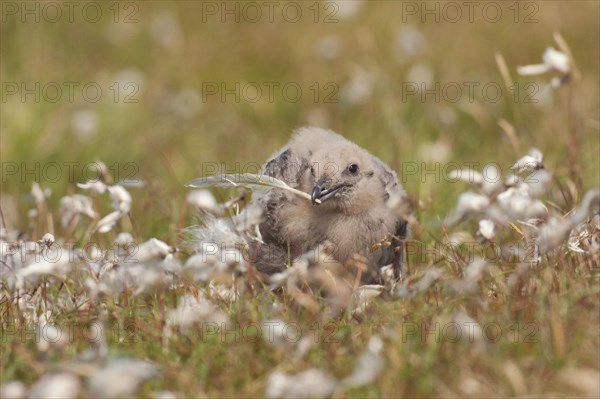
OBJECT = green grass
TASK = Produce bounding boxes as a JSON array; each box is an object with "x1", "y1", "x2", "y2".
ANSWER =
[{"x1": 1, "y1": 1, "x2": 599, "y2": 398}]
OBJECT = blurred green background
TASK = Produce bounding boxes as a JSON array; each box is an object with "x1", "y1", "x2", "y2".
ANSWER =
[{"x1": 2, "y1": 0, "x2": 599, "y2": 239}]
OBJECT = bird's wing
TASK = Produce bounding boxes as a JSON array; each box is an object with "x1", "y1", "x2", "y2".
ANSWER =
[
  {"x1": 254, "y1": 144, "x2": 311, "y2": 251},
  {"x1": 246, "y1": 142, "x2": 310, "y2": 274},
  {"x1": 262, "y1": 147, "x2": 311, "y2": 188},
  {"x1": 370, "y1": 155, "x2": 402, "y2": 200},
  {"x1": 370, "y1": 155, "x2": 409, "y2": 277},
  {"x1": 390, "y1": 218, "x2": 408, "y2": 277}
]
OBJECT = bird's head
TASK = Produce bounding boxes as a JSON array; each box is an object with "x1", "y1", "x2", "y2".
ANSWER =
[{"x1": 308, "y1": 145, "x2": 390, "y2": 212}]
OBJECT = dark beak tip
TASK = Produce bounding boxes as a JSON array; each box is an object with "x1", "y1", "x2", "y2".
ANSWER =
[{"x1": 311, "y1": 185, "x2": 322, "y2": 205}]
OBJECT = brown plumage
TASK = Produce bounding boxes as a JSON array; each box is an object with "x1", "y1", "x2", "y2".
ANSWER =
[{"x1": 250, "y1": 127, "x2": 408, "y2": 282}]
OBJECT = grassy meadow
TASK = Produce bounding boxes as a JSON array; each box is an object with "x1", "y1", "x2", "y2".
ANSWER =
[{"x1": 1, "y1": 1, "x2": 599, "y2": 398}]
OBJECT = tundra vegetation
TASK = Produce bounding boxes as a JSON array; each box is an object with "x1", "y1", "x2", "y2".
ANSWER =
[{"x1": 1, "y1": 2, "x2": 599, "y2": 398}]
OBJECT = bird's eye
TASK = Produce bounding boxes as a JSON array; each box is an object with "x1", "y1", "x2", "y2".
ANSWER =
[{"x1": 348, "y1": 164, "x2": 359, "y2": 174}]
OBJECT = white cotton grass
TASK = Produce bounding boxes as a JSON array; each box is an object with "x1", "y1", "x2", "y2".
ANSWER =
[
  {"x1": 448, "y1": 167, "x2": 501, "y2": 196},
  {"x1": 265, "y1": 335, "x2": 386, "y2": 398},
  {"x1": 31, "y1": 182, "x2": 51, "y2": 206},
  {"x1": 28, "y1": 373, "x2": 81, "y2": 399},
  {"x1": 326, "y1": 0, "x2": 363, "y2": 19},
  {"x1": 186, "y1": 189, "x2": 219, "y2": 213},
  {"x1": 95, "y1": 185, "x2": 132, "y2": 233},
  {"x1": 511, "y1": 148, "x2": 544, "y2": 174},
  {"x1": 569, "y1": 189, "x2": 600, "y2": 226},
  {"x1": 208, "y1": 281, "x2": 239, "y2": 302},
  {"x1": 341, "y1": 336, "x2": 384, "y2": 388},
  {"x1": 458, "y1": 192, "x2": 490, "y2": 213},
  {"x1": 71, "y1": 109, "x2": 99, "y2": 142},
  {"x1": 0, "y1": 381, "x2": 27, "y2": 399},
  {"x1": 1, "y1": 170, "x2": 188, "y2": 398},
  {"x1": 86, "y1": 358, "x2": 158, "y2": 399},
  {"x1": 445, "y1": 192, "x2": 490, "y2": 225},
  {"x1": 446, "y1": 148, "x2": 552, "y2": 225},
  {"x1": 87, "y1": 258, "x2": 177, "y2": 298},
  {"x1": 114, "y1": 232, "x2": 135, "y2": 246},
  {"x1": 535, "y1": 189, "x2": 600, "y2": 255},
  {"x1": 153, "y1": 391, "x2": 180, "y2": 399},
  {"x1": 107, "y1": 185, "x2": 132, "y2": 213},
  {"x1": 165, "y1": 294, "x2": 229, "y2": 335},
  {"x1": 96, "y1": 211, "x2": 123, "y2": 234},
  {"x1": 406, "y1": 63, "x2": 434, "y2": 89},
  {"x1": 184, "y1": 247, "x2": 247, "y2": 282},
  {"x1": 452, "y1": 258, "x2": 488, "y2": 293},
  {"x1": 113, "y1": 67, "x2": 145, "y2": 97},
  {"x1": 37, "y1": 319, "x2": 70, "y2": 352},
  {"x1": 77, "y1": 180, "x2": 107, "y2": 195},
  {"x1": 452, "y1": 310, "x2": 485, "y2": 349},
  {"x1": 133, "y1": 238, "x2": 175, "y2": 263},
  {"x1": 314, "y1": 35, "x2": 342, "y2": 61},
  {"x1": 415, "y1": 267, "x2": 444, "y2": 293},
  {"x1": 15, "y1": 252, "x2": 72, "y2": 290},
  {"x1": 446, "y1": 145, "x2": 599, "y2": 265},
  {"x1": 522, "y1": 169, "x2": 553, "y2": 198},
  {"x1": 352, "y1": 285, "x2": 384, "y2": 315},
  {"x1": 60, "y1": 194, "x2": 97, "y2": 228},
  {"x1": 265, "y1": 369, "x2": 337, "y2": 399},
  {"x1": 567, "y1": 214, "x2": 599, "y2": 255},
  {"x1": 517, "y1": 47, "x2": 570, "y2": 76},
  {"x1": 496, "y1": 186, "x2": 547, "y2": 220},
  {"x1": 478, "y1": 219, "x2": 495, "y2": 241},
  {"x1": 395, "y1": 26, "x2": 426, "y2": 58},
  {"x1": 511, "y1": 34, "x2": 577, "y2": 107},
  {"x1": 149, "y1": 11, "x2": 184, "y2": 50},
  {"x1": 339, "y1": 69, "x2": 374, "y2": 107},
  {"x1": 41, "y1": 232, "x2": 55, "y2": 246},
  {"x1": 516, "y1": 34, "x2": 575, "y2": 94}
]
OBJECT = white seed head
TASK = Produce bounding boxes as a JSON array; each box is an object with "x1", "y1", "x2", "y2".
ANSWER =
[
  {"x1": 542, "y1": 47, "x2": 570, "y2": 74},
  {"x1": 186, "y1": 189, "x2": 218, "y2": 212},
  {"x1": 517, "y1": 47, "x2": 569, "y2": 76},
  {"x1": 511, "y1": 148, "x2": 544, "y2": 174},
  {"x1": 29, "y1": 373, "x2": 80, "y2": 399},
  {"x1": 114, "y1": 232, "x2": 135, "y2": 246},
  {"x1": 266, "y1": 369, "x2": 337, "y2": 399},
  {"x1": 456, "y1": 192, "x2": 490, "y2": 214},
  {"x1": 96, "y1": 211, "x2": 123, "y2": 234},
  {"x1": 77, "y1": 180, "x2": 107, "y2": 195},
  {"x1": 107, "y1": 185, "x2": 132, "y2": 213},
  {"x1": 41, "y1": 233, "x2": 55, "y2": 245},
  {"x1": 31, "y1": 182, "x2": 51, "y2": 205},
  {"x1": 478, "y1": 219, "x2": 495, "y2": 241},
  {"x1": 87, "y1": 358, "x2": 157, "y2": 398}
]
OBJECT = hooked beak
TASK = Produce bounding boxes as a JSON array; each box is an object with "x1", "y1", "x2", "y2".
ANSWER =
[{"x1": 311, "y1": 177, "x2": 345, "y2": 205}]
